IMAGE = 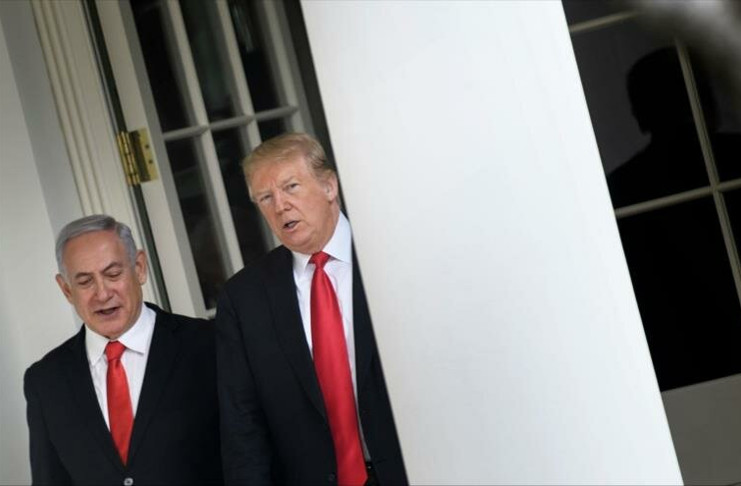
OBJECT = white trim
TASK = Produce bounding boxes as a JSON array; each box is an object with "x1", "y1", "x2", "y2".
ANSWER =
[
  {"x1": 199, "y1": 130, "x2": 246, "y2": 275},
  {"x1": 677, "y1": 42, "x2": 741, "y2": 307},
  {"x1": 215, "y1": 0, "x2": 259, "y2": 125},
  {"x1": 166, "y1": 0, "x2": 245, "y2": 277},
  {"x1": 30, "y1": 0, "x2": 158, "y2": 305},
  {"x1": 95, "y1": 0, "x2": 204, "y2": 317},
  {"x1": 164, "y1": 0, "x2": 208, "y2": 126},
  {"x1": 260, "y1": 0, "x2": 305, "y2": 133}
]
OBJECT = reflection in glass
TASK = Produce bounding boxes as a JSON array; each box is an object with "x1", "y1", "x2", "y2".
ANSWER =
[
  {"x1": 131, "y1": 0, "x2": 193, "y2": 132},
  {"x1": 228, "y1": 0, "x2": 283, "y2": 112},
  {"x1": 166, "y1": 138, "x2": 229, "y2": 309},
  {"x1": 691, "y1": 56, "x2": 741, "y2": 182},
  {"x1": 180, "y1": 0, "x2": 238, "y2": 122},
  {"x1": 212, "y1": 129, "x2": 268, "y2": 266},
  {"x1": 608, "y1": 48, "x2": 712, "y2": 206},
  {"x1": 258, "y1": 119, "x2": 287, "y2": 142},
  {"x1": 571, "y1": 23, "x2": 710, "y2": 207},
  {"x1": 618, "y1": 197, "x2": 741, "y2": 390}
]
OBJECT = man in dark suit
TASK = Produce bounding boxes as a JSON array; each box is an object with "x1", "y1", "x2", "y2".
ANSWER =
[
  {"x1": 24, "y1": 215, "x2": 222, "y2": 485},
  {"x1": 216, "y1": 133, "x2": 407, "y2": 485}
]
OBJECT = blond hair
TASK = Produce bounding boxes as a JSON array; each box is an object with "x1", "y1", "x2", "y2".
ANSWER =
[{"x1": 243, "y1": 132, "x2": 334, "y2": 185}]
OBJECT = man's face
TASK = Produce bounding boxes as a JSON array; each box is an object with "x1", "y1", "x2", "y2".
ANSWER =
[
  {"x1": 249, "y1": 155, "x2": 339, "y2": 255},
  {"x1": 56, "y1": 230, "x2": 147, "y2": 340}
]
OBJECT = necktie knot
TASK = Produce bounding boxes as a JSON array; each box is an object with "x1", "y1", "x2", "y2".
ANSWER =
[
  {"x1": 310, "y1": 251, "x2": 330, "y2": 270},
  {"x1": 105, "y1": 341, "x2": 126, "y2": 362}
]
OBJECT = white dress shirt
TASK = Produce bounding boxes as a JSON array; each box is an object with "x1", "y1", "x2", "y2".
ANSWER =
[
  {"x1": 292, "y1": 212, "x2": 357, "y2": 396},
  {"x1": 85, "y1": 303, "x2": 156, "y2": 429}
]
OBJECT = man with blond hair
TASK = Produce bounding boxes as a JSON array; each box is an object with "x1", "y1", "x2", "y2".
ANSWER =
[{"x1": 216, "y1": 133, "x2": 407, "y2": 485}]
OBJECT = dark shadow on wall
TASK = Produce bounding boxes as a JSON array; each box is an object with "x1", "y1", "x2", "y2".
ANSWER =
[{"x1": 608, "y1": 48, "x2": 741, "y2": 391}]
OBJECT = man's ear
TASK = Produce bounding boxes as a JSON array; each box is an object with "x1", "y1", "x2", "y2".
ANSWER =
[
  {"x1": 323, "y1": 172, "x2": 339, "y2": 202},
  {"x1": 134, "y1": 250, "x2": 148, "y2": 286},
  {"x1": 55, "y1": 274, "x2": 73, "y2": 303}
]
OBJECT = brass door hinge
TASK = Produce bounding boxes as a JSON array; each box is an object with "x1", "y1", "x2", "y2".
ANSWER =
[{"x1": 116, "y1": 128, "x2": 159, "y2": 186}]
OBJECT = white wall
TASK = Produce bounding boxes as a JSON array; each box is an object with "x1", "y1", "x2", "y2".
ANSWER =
[
  {"x1": 0, "y1": 0, "x2": 82, "y2": 237},
  {"x1": 0, "y1": 8, "x2": 79, "y2": 485},
  {"x1": 302, "y1": 1, "x2": 682, "y2": 483}
]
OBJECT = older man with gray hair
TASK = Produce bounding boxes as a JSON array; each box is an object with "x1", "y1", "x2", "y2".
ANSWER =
[{"x1": 24, "y1": 214, "x2": 223, "y2": 485}]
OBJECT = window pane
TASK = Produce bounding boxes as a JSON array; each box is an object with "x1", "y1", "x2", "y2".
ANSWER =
[
  {"x1": 131, "y1": 0, "x2": 193, "y2": 132},
  {"x1": 571, "y1": 22, "x2": 709, "y2": 207},
  {"x1": 165, "y1": 138, "x2": 229, "y2": 309},
  {"x1": 228, "y1": 0, "x2": 284, "y2": 112},
  {"x1": 562, "y1": 0, "x2": 628, "y2": 26},
  {"x1": 179, "y1": 0, "x2": 239, "y2": 122},
  {"x1": 258, "y1": 118, "x2": 287, "y2": 142},
  {"x1": 212, "y1": 128, "x2": 268, "y2": 265},
  {"x1": 691, "y1": 55, "x2": 741, "y2": 183},
  {"x1": 726, "y1": 189, "x2": 741, "y2": 259},
  {"x1": 618, "y1": 198, "x2": 741, "y2": 390}
]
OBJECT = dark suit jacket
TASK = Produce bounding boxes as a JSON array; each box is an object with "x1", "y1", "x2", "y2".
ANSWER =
[
  {"x1": 24, "y1": 303, "x2": 223, "y2": 485},
  {"x1": 216, "y1": 246, "x2": 407, "y2": 485}
]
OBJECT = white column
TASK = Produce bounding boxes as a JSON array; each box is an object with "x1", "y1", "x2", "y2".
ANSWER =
[
  {"x1": 302, "y1": 1, "x2": 682, "y2": 483},
  {"x1": 0, "y1": 15, "x2": 78, "y2": 485},
  {"x1": 30, "y1": 0, "x2": 158, "y2": 305}
]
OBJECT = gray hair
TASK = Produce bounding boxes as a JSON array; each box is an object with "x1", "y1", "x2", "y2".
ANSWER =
[{"x1": 55, "y1": 215, "x2": 138, "y2": 277}]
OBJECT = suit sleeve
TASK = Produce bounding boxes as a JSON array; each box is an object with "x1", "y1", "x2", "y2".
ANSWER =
[
  {"x1": 24, "y1": 367, "x2": 72, "y2": 485},
  {"x1": 215, "y1": 289, "x2": 273, "y2": 485}
]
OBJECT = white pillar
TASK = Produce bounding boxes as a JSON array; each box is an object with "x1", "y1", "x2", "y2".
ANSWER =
[
  {"x1": 0, "y1": 11, "x2": 78, "y2": 484},
  {"x1": 302, "y1": 1, "x2": 682, "y2": 483}
]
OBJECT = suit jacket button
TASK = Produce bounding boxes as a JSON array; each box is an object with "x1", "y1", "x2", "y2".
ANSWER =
[
  {"x1": 123, "y1": 478, "x2": 134, "y2": 486},
  {"x1": 327, "y1": 473, "x2": 336, "y2": 482}
]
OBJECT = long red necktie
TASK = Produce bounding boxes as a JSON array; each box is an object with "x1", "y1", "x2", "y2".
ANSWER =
[
  {"x1": 105, "y1": 341, "x2": 133, "y2": 465},
  {"x1": 310, "y1": 252, "x2": 367, "y2": 486}
]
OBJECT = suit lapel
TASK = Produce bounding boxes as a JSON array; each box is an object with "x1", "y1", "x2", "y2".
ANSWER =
[
  {"x1": 265, "y1": 247, "x2": 327, "y2": 420},
  {"x1": 61, "y1": 327, "x2": 125, "y2": 472},
  {"x1": 352, "y1": 249, "x2": 374, "y2": 396},
  {"x1": 127, "y1": 309, "x2": 181, "y2": 465}
]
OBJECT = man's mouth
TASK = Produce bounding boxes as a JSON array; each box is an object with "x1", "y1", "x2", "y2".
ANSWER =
[
  {"x1": 95, "y1": 306, "x2": 120, "y2": 317},
  {"x1": 283, "y1": 220, "x2": 298, "y2": 230}
]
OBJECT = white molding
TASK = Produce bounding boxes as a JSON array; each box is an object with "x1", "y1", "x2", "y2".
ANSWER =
[
  {"x1": 165, "y1": 0, "x2": 245, "y2": 276},
  {"x1": 30, "y1": 0, "x2": 158, "y2": 304},
  {"x1": 94, "y1": 0, "x2": 204, "y2": 317}
]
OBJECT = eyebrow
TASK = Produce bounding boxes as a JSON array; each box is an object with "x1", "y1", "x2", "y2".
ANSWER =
[
  {"x1": 254, "y1": 176, "x2": 298, "y2": 197},
  {"x1": 73, "y1": 262, "x2": 124, "y2": 280}
]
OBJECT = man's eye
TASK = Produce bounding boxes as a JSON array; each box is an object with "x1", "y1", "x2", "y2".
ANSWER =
[
  {"x1": 76, "y1": 279, "x2": 93, "y2": 287},
  {"x1": 106, "y1": 272, "x2": 123, "y2": 279},
  {"x1": 258, "y1": 195, "x2": 272, "y2": 205},
  {"x1": 286, "y1": 183, "x2": 299, "y2": 192}
]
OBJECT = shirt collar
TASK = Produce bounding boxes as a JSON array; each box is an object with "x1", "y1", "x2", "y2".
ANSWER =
[
  {"x1": 292, "y1": 212, "x2": 352, "y2": 278},
  {"x1": 85, "y1": 303, "x2": 156, "y2": 366}
]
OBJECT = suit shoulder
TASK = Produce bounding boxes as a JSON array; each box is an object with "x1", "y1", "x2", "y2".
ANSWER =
[
  {"x1": 222, "y1": 245, "x2": 290, "y2": 295},
  {"x1": 150, "y1": 304, "x2": 210, "y2": 332},
  {"x1": 150, "y1": 306, "x2": 217, "y2": 360},
  {"x1": 25, "y1": 332, "x2": 79, "y2": 382}
]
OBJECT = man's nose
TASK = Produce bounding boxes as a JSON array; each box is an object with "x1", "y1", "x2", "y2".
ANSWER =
[
  {"x1": 93, "y1": 280, "x2": 112, "y2": 300},
  {"x1": 273, "y1": 192, "x2": 290, "y2": 212}
]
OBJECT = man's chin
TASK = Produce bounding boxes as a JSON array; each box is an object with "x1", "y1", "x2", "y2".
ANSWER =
[
  {"x1": 280, "y1": 235, "x2": 312, "y2": 254},
  {"x1": 87, "y1": 316, "x2": 131, "y2": 340}
]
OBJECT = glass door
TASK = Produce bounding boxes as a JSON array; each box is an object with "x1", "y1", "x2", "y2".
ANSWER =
[{"x1": 95, "y1": 0, "x2": 315, "y2": 317}]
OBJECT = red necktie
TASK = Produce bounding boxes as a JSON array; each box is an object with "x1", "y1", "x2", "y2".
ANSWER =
[
  {"x1": 105, "y1": 341, "x2": 133, "y2": 465},
  {"x1": 310, "y1": 252, "x2": 367, "y2": 486}
]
